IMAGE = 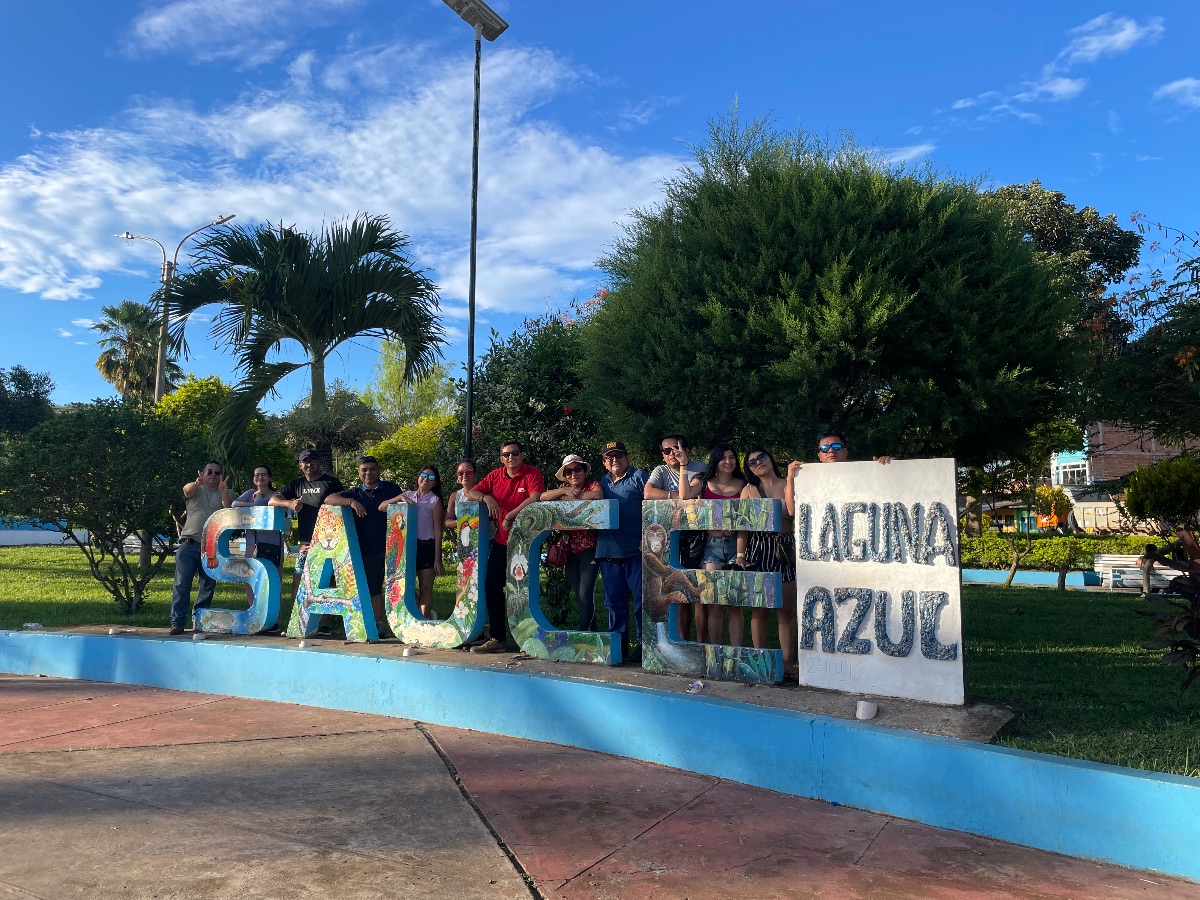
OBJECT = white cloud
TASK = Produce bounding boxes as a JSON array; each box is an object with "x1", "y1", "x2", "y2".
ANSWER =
[
  {"x1": 1058, "y1": 14, "x2": 1164, "y2": 66},
  {"x1": 1014, "y1": 75, "x2": 1086, "y2": 103},
  {"x1": 931, "y1": 15, "x2": 1163, "y2": 131},
  {"x1": 1153, "y1": 78, "x2": 1200, "y2": 109},
  {"x1": 1136, "y1": 154, "x2": 1162, "y2": 162},
  {"x1": 58, "y1": 329, "x2": 73, "y2": 337},
  {"x1": 0, "y1": 44, "x2": 682, "y2": 320},
  {"x1": 883, "y1": 143, "x2": 936, "y2": 164},
  {"x1": 71, "y1": 318, "x2": 98, "y2": 329},
  {"x1": 126, "y1": 0, "x2": 364, "y2": 65},
  {"x1": 74, "y1": 341, "x2": 88, "y2": 345},
  {"x1": 611, "y1": 95, "x2": 681, "y2": 131}
]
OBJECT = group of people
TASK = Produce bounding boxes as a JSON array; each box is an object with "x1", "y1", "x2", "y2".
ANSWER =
[
  {"x1": 169, "y1": 450, "x2": 445, "y2": 638},
  {"x1": 170, "y1": 430, "x2": 884, "y2": 675}
]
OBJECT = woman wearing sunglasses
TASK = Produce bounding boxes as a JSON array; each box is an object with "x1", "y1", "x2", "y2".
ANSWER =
[
  {"x1": 404, "y1": 465, "x2": 445, "y2": 619},
  {"x1": 541, "y1": 453, "x2": 604, "y2": 630},
  {"x1": 737, "y1": 448, "x2": 798, "y2": 677},
  {"x1": 444, "y1": 459, "x2": 478, "y2": 532}
]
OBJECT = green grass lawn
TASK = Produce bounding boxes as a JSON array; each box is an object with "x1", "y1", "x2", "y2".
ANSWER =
[{"x1": 2, "y1": 546, "x2": 1197, "y2": 777}]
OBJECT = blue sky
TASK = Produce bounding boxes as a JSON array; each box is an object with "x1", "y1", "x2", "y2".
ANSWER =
[{"x1": 1, "y1": 2, "x2": 1196, "y2": 409}]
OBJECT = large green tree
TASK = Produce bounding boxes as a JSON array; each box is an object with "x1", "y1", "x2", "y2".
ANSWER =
[
  {"x1": 457, "y1": 312, "x2": 602, "y2": 478},
  {"x1": 0, "y1": 401, "x2": 194, "y2": 612},
  {"x1": 1095, "y1": 220, "x2": 1200, "y2": 444},
  {"x1": 579, "y1": 114, "x2": 1085, "y2": 465},
  {"x1": 92, "y1": 300, "x2": 183, "y2": 405},
  {"x1": 0, "y1": 366, "x2": 53, "y2": 439},
  {"x1": 172, "y1": 214, "x2": 443, "y2": 467}
]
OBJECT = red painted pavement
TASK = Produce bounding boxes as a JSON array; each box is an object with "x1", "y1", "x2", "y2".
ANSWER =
[{"x1": 3, "y1": 675, "x2": 1197, "y2": 899}]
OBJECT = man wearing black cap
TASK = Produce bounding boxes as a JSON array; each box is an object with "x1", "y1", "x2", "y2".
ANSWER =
[
  {"x1": 596, "y1": 440, "x2": 648, "y2": 662},
  {"x1": 270, "y1": 449, "x2": 345, "y2": 633}
]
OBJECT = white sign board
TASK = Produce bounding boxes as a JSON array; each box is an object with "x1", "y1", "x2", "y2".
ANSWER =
[{"x1": 793, "y1": 458, "x2": 964, "y2": 705}]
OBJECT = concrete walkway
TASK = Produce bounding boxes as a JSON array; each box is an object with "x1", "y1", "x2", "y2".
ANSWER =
[{"x1": 0, "y1": 674, "x2": 1195, "y2": 899}]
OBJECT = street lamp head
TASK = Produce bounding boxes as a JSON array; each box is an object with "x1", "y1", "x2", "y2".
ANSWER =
[
  {"x1": 442, "y1": 0, "x2": 508, "y2": 41},
  {"x1": 211, "y1": 214, "x2": 236, "y2": 226},
  {"x1": 116, "y1": 232, "x2": 136, "y2": 240}
]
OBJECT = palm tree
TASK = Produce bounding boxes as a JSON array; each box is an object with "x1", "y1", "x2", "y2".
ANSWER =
[
  {"x1": 92, "y1": 299, "x2": 183, "y2": 405},
  {"x1": 171, "y1": 214, "x2": 443, "y2": 466}
]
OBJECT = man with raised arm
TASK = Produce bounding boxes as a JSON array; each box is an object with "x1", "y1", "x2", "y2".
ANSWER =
[
  {"x1": 644, "y1": 433, "x2": 708, "y2": 640},
  {"x1": 169, "y1": 461, "x2": 231, "y2": 635}
]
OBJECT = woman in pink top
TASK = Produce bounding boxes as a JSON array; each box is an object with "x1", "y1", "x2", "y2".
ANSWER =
[{"x1": 403, "y1": 465, "x2": 445, "y2": 619}]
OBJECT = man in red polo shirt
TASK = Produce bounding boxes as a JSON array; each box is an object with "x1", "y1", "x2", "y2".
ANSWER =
[{"x1": 466, "y1": 440, "x2": 544, "y2": 652}]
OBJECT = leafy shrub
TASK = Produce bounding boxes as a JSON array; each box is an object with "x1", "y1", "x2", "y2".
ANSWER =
[{"x1": 960, "y1": 533, "x2": 1151, "y2": 571}]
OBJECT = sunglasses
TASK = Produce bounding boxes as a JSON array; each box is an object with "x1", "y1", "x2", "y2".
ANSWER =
[
  {"x1": 456, "y1": 469, "x2": 474, "y2": 477},
  {"x1": 562, "y1": 465, "x2": 586, "y2": 475},
  {"x1": 604, "y1": 452, "x2": 627, "y2": 460},
  {"x1": 660, "y1": 446, "x2": 681, "y2": 455},
  {"x1": 203, "y1": 470, "x2": 221, "y2": 476},
  {"x1": 500, "y1": 451, "x2": 522, "y2": 458},
  {"x1": 419, "y1": 472, "x2": 437, "y2": 480},
  {"x1": 819, "y1": 442, "x2": 845, "y2": 453},
  {"x1": 747, "y1": 454, "x2": 770, "y2": 467}
]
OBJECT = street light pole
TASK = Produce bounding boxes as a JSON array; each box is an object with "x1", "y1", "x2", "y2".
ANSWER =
[
  {"x1": 442, "y1": 0, "x2": 508, "y2": 462},
  {"x1": 116, "y1": 214, "x2": 236, "y2": 404}
]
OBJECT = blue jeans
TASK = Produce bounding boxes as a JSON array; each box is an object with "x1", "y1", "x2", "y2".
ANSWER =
[
  {"x1": 598, "y1": 555, "x2": 642, "y2": 645},
  {"x1": 170, "y1": 541, "x2": 215, "y2": 627}
]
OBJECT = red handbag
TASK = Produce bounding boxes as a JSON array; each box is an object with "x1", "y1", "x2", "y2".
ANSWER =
[{"x1": 545, "y1": 534, "x2": 570, "y2": 567}]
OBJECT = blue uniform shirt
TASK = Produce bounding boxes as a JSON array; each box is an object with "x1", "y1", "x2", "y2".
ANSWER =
[{"x1": 595, "y1": 467, "x2": 647, "y2": 559}]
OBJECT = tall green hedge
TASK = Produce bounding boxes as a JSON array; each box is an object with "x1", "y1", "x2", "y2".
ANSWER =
[{"x1": 960, "y1": 533, "x2": 1151, "y2": 571}]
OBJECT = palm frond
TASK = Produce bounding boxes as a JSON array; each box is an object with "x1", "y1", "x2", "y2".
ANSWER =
[{"x1": 212, "y1": 360, "x2": 306, "y2": 470}]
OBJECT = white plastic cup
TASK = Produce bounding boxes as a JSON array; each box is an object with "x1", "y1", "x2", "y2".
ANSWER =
[
  {"x1": 108, "y1": 627, "x2": 119, "y2": 635},
  {"x1": 402, "y1": 647, "x2": 414, "y2": 657},
  {"x1": 856, "y1": 700, "x2": 878, "y2": 721},
  {"x1": 298, "y1": 640, "x2": 310, "y2": 649},
  {"x1": 192, "y1": 632, "x2": 207, "y2": 641}
]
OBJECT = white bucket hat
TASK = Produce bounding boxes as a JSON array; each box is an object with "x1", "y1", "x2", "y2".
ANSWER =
[{"x1": 555, "y1": 453, "x2": 590, "y2": 481}]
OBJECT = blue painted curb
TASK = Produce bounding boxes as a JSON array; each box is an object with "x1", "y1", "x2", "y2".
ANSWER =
[
  {"x1": 962, "y1": 568, "x2": 1100, "y2": 587},
  {"x1": 1, "y1": 630, "x2": 1196, "y2": 882}
]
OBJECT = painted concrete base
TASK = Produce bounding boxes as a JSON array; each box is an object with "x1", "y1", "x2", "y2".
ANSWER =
[{"x1": 0, "y1": 630, "x2": 1196, "y2": 883}]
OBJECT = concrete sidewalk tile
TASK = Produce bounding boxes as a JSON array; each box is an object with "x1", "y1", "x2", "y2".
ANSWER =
[
  {"x1": 857, "y1": 818, "x2": 1200, "y2": 900},
  {"x1": 3, "y1": 696, "x2": 410, "y2": 752},
  {"x1": 0, "y1": 674, "x2": 150, "y2": 712},
  {"x1": 0, "y1": 731, "x2": 529, "y2": 899},
  {"x1": 426, "y1": 725, "x2": 723, "y2": 883},
  {"x1": 0, "y1": 689, "x2": 223, "y2": 748}
]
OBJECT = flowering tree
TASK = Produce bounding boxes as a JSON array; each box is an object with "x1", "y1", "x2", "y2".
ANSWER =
[{"x1": 456, "y1": 299, "x2": 605, "y2": 479}]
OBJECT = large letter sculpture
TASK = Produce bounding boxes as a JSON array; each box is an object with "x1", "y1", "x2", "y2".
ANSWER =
[
  {"x1": 384, "y1": 499, "x2": 488, "y2": 647},
  {"x1": 285, "y1": 504, "x2": 378, "y2": 642},
  {"x1": 507, "y1": 500, "x2": 620, "y2": 664},
  {"x1": 793, "y1": 458, "x2": 964, "y2": 704},
  {"x1": 198, "y1": 506, "x2": 287, "y2": 634},
  {"x1": 642, "y1": 499, "x2": 784, "y2": 684}
]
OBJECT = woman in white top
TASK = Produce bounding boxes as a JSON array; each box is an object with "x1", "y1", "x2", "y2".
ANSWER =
[
  {"x1": 232, "y1": 464, "x2": 282, "y2": 606},
  {"x1": 444, "y1": 459, "x2": 477, "y2": 532}
]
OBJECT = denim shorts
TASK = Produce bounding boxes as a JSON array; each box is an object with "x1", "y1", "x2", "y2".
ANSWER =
[{"x1": 701, "y1": 534, "x2": 738, "y2": 566}]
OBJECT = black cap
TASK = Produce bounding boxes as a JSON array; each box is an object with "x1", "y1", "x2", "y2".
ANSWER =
[
  {"x1": 298, "y1": 449, "x2": 320, "y2": 462},
  {"x1": 602, "y1": 440, "x2": 627, "y2": 456}
]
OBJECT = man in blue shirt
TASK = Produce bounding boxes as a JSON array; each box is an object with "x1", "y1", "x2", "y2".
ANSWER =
[{"x1": 595, "y1": 440, "x2": 648, "y2": 663}]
